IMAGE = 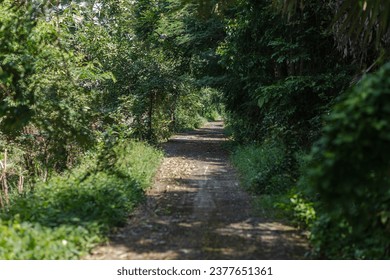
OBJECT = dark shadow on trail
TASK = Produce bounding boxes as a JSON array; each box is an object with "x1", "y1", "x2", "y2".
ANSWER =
[{"x1": 87, "y1": 121, "x2": 309, "y2": 260}]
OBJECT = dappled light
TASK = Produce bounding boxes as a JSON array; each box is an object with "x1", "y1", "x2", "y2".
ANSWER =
[
  {"x1": 1, "y1": 0, "x2": 389, "y2": 260},
  {"x1": 86, "y1": 122, "x2": 308, "y2": 260}
]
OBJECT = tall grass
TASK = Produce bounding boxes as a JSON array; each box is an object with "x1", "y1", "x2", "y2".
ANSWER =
[{"x1": 231, "y1": 140, "x2": 315, "y2": 228}]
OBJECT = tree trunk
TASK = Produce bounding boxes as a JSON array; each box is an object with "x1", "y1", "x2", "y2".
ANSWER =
[
  {"x1": 1, "y1": 150, "x2": 9, "y2": 206},
  {"x1": 148, "y1": 91, "x2": 154, "y2": 141}
]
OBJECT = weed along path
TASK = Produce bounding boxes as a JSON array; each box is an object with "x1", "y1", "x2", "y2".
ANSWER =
[{"x1": 86, "y1": 121, "x2": 308, "y2": 259}]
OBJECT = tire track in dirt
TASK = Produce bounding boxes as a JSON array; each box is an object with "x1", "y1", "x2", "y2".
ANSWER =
[{"x1": 85, "y1": 121, "x2": 308, "y2": 259}]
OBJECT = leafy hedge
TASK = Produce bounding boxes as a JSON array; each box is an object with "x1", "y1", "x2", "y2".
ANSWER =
[
  {"x1": 0, "y1": 141, "x2": 162, "y2": 259},
  {"x1": 304, "y1": 63, "x2": 390, "y2": 259}
]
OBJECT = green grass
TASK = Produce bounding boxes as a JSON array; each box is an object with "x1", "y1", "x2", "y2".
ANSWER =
[
  {"x1": 0, "y1": 140, "x2": 162, "y2": 259},
  {"x1": 231, "y1": 141, "x2": 293, "y2": 195},
  {"x1": 251, "y1": 194, "x2": 285, "y2": 219},
  {"x1": 231, "y1": 141, "x2": 315, "y2": 229}
]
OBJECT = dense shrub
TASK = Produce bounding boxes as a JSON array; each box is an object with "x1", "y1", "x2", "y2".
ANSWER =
[
  {"x1": 273, "y1": 187, "x2": 316, "y2": 228},
  {"x1": 0, "y1": 220, "x2": 99, "y2": 260},
  {"x1": 0, "y1": 141, "x2": 162, "y2": 259},
  {"x1": 232, "y1": 144, "x2": 315, "y2": 228},
  {"x1": 304, "y1": 63, "x2": 390, "y2": 259}
]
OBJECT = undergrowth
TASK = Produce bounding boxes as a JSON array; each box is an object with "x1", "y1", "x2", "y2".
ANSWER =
[
  {"x1": 231, "y1": 141, "x2": 293, "y2": 195},
  {"x1": 231, "y1": 141, "x2": 315, "y2": 229},
  {"x1": 0, "y1": 140, "x2": 162, "y2": 259}
]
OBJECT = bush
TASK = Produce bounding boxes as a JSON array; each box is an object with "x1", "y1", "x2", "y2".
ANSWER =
[
  {"x1": 231, "y1": 140, "x2": 293, "y2": 195},
  {"x1": 237, "y1": 147, "x2": 316, "y2": 228},
  {"x1": 0, "y1": 140, "x2": 162, "y2": 259},
  {"x1": 274, "y1": 187, "x2": 316, "y2": 228},
  {"x1": 275, "y1": 151, "x2": 317, "y2": 228},
  {"x1": 174, "y1": 108, "x2": 205, "y2": 131},
  {"x1": 303, "y1": 63, "x2": 390, "y2": 259},
  {"x1": 0, "y1": 220, "x2": 99, "y2": 260}
]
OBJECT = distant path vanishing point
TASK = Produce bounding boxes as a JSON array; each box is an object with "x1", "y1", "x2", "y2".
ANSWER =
[{"x1": 86, "y1": 121, "x2": 308, "y2": 259}]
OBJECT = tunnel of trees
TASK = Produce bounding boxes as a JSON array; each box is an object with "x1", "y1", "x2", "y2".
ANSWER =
[{"x1": 0, "y1": 0, "x2": 389, "y2": 259}]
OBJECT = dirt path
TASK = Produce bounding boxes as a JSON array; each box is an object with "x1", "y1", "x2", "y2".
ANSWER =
[{"x1": 86, "y1": 121, "x2": 308, "y2": 259}]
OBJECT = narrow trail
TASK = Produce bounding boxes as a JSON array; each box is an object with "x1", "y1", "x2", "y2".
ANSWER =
[{"x1": 86, "y1": 121, "x2": 308, "y2": 259}]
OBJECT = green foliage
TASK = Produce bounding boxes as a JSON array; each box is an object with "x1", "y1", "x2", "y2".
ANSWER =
[
  {"x1": 0, "y1": 219, "x2": 99, "y2": 260},
  {"x1": 0, "y1": 0, "x2": 114, "y2": 178},
  {"x1": 251, "y1": 194, "x2": 285, "y2": 220},
  {"x1": 198, "y1": 87, "x2": 223, "y2": 120},
  {"x1": 174, "y1": 89, "x2": 205, "y2": 131},
  {"x1": 218, "y1": 0, "x2": 352, "y2": 147},
  {"x1": 112, "y1": 141, "x2": 163, "y2": 190},
  {"x1": 71, "y1": 0, "x2": 224, "y2": 142},
  {"x1": 251, "y1": 190, "x2": 315, "y2": 229},
  {"x1": 173, "y1": 86, "x2": 222, "y2": 131},
  {"x1": 0, "y1": 0, "x2": 222, "y2": 184},
  {"x1": 3, "y1": 0, "x2": 388, "y2": 261},
  {"x1": 0, "y1": 140, "x2": 162, "y2": 259},
  {"x1": 288, "y1": 192, "x2": 315, "y2": 227},
  {"x1": 284, "y1": 151, "x2": 317, "y2": 227},
  {"x1": 232, "y1": 143, "x2": 315, "y2": 228},
  {"x1": 232, "y1": 140, "x2": 294, "y2": 195},
  {"x1": 272, "y1": 187, "x2": 316, "y2": 228},
  {"x1": 281, "y1": 0, "x2": 390, "y2": 63},
  {"x1": 304, "y1": 63, "x2": 390, "y2": 259}
]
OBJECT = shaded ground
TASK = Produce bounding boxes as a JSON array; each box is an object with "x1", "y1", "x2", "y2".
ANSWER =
[{"x1": 86, "y1": 121, "x2": 308, "y2": 259}]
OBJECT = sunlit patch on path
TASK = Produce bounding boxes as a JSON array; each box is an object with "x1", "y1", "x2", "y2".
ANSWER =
[{"x1": 86, "y1": 121, "x2": 308, "y2": 260}]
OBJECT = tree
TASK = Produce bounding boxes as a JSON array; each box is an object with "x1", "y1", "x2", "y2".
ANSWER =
[
  {"x1": 218, "y1": 0, "x2": 352, "y2": 146},
  {"x1": 279, "y1": 0, "x2": 390, "y2": 67},
  {"x1": 0, "y1": 0, "x2": 111, "y2": 178}
]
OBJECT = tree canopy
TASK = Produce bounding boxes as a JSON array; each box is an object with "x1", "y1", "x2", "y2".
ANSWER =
[{"x1": 1, "y1": 0, "x2": 390, "y2": 259}]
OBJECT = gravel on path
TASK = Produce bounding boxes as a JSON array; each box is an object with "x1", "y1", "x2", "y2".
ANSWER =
[{"x1": 85, "y1": 121, "x2": 308, "y2": 259}]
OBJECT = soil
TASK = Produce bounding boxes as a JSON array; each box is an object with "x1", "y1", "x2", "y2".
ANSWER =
[{"x1": 85, "y1": 121, "x2": 309, "y2": 259}]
